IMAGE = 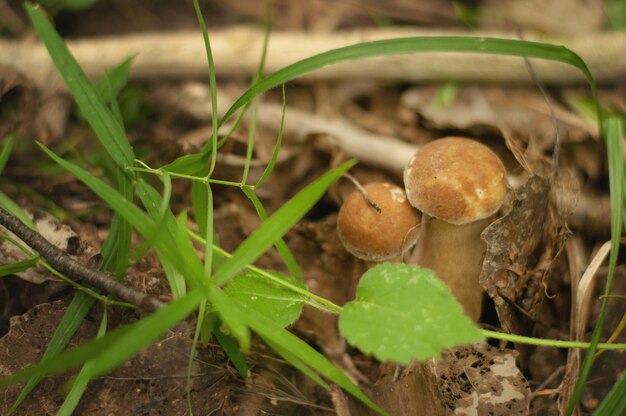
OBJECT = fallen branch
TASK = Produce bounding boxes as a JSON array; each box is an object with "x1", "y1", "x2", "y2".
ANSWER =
[
  {"x1": 0, "y1": 207, "x2": 166, "y2": 311},
  {"x1": 2, "y1": 26, "x2": 625, "y2": 89}
]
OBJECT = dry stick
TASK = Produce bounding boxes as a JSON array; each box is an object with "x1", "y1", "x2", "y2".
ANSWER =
[
  {"x1": 2, "y1": 27, "x2": 626, "y2": 90},
  {"x1": 0, "y1": 207, "x2": 166, "y2": 311}
]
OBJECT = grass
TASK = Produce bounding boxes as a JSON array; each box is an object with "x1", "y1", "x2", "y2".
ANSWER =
[{"x1": 0, "y1": 2, "x2": 624, "y2": 415}]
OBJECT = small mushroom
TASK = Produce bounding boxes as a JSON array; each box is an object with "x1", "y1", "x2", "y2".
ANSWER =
[
  {"x1": 404, "y1": 137, "x2": 507, "y2": 320},
  {"x1": 337, "y1": 182, "x2": 419, "y2": 262}
]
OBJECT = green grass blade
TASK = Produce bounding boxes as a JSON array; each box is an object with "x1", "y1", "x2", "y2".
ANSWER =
[
  {"x1": 221, "y1": 37, "x2": 596, "y2": 126},
  {"x1": 135, "y1": 180, "x2": 199, "y2": 295},
  {"x1": 0, "y1": 257, "x2": 39, "y2": 277},
  {"x1": 55, "y1": 168, "x2": 133, "y2": 412},
  {"x1": 240, "y1": 15, "x2": 271, "y2": 185},
  {"x1": 131, "y1": 172, "x2": 172, "y2": 260},
  {"x1": 214, "y1": 160, "x2": 355, "y2": 286},
  {"x1": 39, "y1": 145, "x2": 201, "y2": 294},
  {"x1": 0, "y1": 191, "x2": 37, "y2": 231},
  {"x1": 191, "y1": 0, "x2": 218, "y2": 177},
  {"x1": 7, "y1": 292, "x2": 96, "y2": 415},
  {"x1": 565, "y1": 117, "x2": 625, "y2": 415},
  {"x1": 212, "y1": 320, "x2": 249, "y2": 379},
  {"x1": 240, "y1": 187, "x2": 301, "y2": 279},
  {"x1": 100, "y1": 168, "x2": 133, "y2": 277},
  {"x1": 57, "y1": 308, "x2": 109, "y2": 416},
  {"x1": 192, "y1": 181, "x2": 209, "y2": 237},
  {"x1": 0, "y1": 133, "x2": 15, "y2": 175},
  {"x1": 594, "y1": 368, "x2": 626, "y2": 415},
  {"x1": 0, "y1": 288, "x2": 205, "y2": 388},
  {"x1": 25, "y1": 3, "x2": 134, "y2": 169},
  {"x1": 254, "y1": 84, "x2": 286, "y2": 189},
  {"x1": 38, "y1": 143, "x2": 153, "y2": 236},
  {"x1": 208, "y1": 290, "x2": 251, "y2": 352},
  {"x1": 230, "y1": 293, "x2": 387, "y2": 415},
  {"x1": 202, "y1": 184, "x2": 214, "y2": 277}
]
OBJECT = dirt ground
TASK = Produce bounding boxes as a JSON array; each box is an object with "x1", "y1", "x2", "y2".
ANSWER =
[{"x1": 1, "y1": 1, "x2": 625, "y2": 415}]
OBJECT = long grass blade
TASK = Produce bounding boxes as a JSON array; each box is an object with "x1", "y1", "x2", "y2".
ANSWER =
[
  {"x1": 214, "y1": 160, "x2": 355, "y2": 286},
  {"x1": 26, "y1": 4, "x2": 134, "y2": 169},
  {"x1": 221, "y1": 37, "x2": 596, "y2": 126},
  {"x1": 565, "y1": 117, "x2": 624, "y2": 414},
  {"x1": 0, "y1": 134, "x2": 15, "y2": 175}
]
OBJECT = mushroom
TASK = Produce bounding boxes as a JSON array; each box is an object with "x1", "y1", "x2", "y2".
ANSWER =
[
  {"x1": 403, "y1": 137, "x2": 507, "y2": 321},
  {"x1": 337, "y1": 182, "x2": 419, "y2": 262}
]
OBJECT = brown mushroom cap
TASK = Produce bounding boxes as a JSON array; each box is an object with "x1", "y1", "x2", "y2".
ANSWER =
[
  {"x1": 337, "y1": 182, "x2": 419, "y2": 261},
  {"x1": 404, "y1": 137, "x2": 506, "y2": 225}
]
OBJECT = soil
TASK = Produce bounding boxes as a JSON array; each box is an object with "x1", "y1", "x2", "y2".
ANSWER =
[{"x1": 1, "y1": 1, "x2": 624, "y2": 415}]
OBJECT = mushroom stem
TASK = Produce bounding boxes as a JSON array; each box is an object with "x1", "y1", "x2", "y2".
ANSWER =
[{"x1": 412, "y1": 215, "x2": 487, "y2": 321}]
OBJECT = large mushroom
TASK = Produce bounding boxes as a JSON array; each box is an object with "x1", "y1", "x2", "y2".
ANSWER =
[
  {"x1": 403, "y1": 137, "x2": 507, "y2": 321},
  {"x1": 337, "y1": 182, "x2": 419, "y2": 262}
]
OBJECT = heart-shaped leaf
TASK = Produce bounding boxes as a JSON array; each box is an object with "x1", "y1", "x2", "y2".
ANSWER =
[{"x1": 339, "y1": 263, "x2": 483, "y2": 364}]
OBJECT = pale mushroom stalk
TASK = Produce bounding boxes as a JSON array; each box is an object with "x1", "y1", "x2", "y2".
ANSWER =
[
  {"x1": 404, "y1": 137, "x2": 507, "y2": 321},
  {"x1": 412, "y1": 216, "x2": 488, "y2": 321}
]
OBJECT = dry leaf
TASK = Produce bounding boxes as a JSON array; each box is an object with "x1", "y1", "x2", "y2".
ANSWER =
[
  {"x1": 432, "y1": 342, "x2": 530, "y2": 416},
  {"x1": 479, "y1": 175, "x2": 551, "y2": 333},
  {"x1": 0, "y1": 210, "x2": 79, "y2": 284},
  {"x1": 402, "y1": 86, "x2": 597, "y2": 147}
]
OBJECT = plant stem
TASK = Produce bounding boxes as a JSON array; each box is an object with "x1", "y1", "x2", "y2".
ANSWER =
[
  {"x1": 129, "y1": 165, "x2": 254, "y2": 189},
  {"x1": 482, "y1": 329, "x2": 626, "y2": 350},
  {"x1": 187, "y1": 230, "x2": 342, "y2": 314}
]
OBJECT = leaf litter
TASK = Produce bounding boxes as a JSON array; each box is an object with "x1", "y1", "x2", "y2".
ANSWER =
[{"x1": 0, "y1": 0, "x2": 623, "y2": 414}]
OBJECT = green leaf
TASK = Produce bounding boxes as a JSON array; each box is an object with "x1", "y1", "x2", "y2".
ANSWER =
[
  {"x1": 26, "y1": 4, "x2": 134, "y2": 169},
  {"x1": 161, "y1": 152, "x2": 209, "y2": 177},
  {"x1": 224, "y1": 270, "x2": 304, "y2": 328},
  {"x1": 214, "y1": 160, "x2": 355, "y2": 286},
  {"x1": 339, "y1": 263, "x2": 483, "y2": 364}
]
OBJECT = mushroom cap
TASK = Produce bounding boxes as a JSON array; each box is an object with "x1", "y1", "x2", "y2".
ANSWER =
[
  {"x1": 337, "y1": 182, "x2": 419, "y2": 261},
  {"x1": 404, "y1": 137, "x2": 506, "y2": 225}
]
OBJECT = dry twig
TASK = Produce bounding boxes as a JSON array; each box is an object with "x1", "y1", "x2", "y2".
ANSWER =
[
  {"x1": 0, "y1": 207, "x2": 166, "y2": 311},
  {"x1": 2, "y1": 27, "x2": 625, "y2": 89}
]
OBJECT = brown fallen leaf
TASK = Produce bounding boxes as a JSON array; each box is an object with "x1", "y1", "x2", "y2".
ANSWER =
[
  {"x1": 431, "y1": 342, "x2": 531, "y2": 416},
  {"x1": 0, "y1": 210, "x2": 79, "y2": 284},
  {"x1": 479, "y1": 175, "x2": 551, "y2": 333},
  {"x1": 401, "y1": 85, "x2": 597, "y2": 147}
]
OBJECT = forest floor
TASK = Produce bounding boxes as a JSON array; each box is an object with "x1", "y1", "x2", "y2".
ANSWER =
[{"x1": 1, "y1": 1, "x2": 625, "y2": 415}]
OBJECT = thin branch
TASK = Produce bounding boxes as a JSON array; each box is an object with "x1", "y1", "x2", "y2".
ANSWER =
[
  {"x1": 2, "y1": 27, "x2": 626, "y2": 90},
  {"x1": 0, "y1": 207, "x2": 166, "y2": 311}
]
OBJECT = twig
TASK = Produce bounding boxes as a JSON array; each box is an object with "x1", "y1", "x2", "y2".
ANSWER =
[
  {"x1": 2, "y1": 26, "x2": 626, "y2": 89},
  {"x1": 0, "y1": 207, "x2": 166, "y2": 311}
]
